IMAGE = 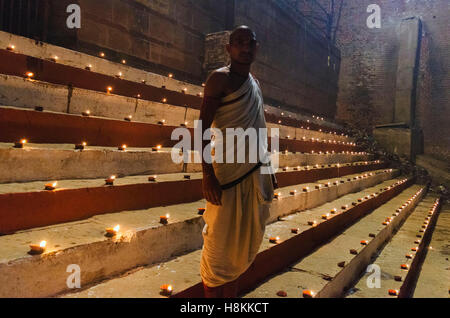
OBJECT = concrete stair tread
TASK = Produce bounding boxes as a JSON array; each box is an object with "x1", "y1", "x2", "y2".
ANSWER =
[
  {"x1": 0, "y1": 199, "x2": 206, "y2": 264},
  {"x1": 346, "y1": 195, "x2": 439, "y2": 298},
  {"x1": 0, "y1": 161, "x2": 383, "y2": 193},
  {"x1": 58, "y1": 177, "x2": 404, "y2": 298},
  {"x1": 0, "y1": 169, "x2": 391, "y2": 263},
  {"x1": 260, "y1": 178, "x2": 405, "y2": 251},
  {"x1": 243, "y1": 184, "x2": 424, "y2": 298},
  {"x1": 413, "y1": 202, "x2": 450, "y2": 298},
  {"x1": 0, "y1": 172, "x2": 202, "y2": 194}
]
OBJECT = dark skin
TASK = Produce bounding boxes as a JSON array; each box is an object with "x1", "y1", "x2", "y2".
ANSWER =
[{"x1": 200, "y1": 28, "x2": 260, "y2": 206}]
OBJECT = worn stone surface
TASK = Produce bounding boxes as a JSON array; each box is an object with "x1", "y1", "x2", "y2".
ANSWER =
[
  {"x1": 413, "y1": 202, "x2": 450, "y2": 298},
  {"x1": 244, "y1": 185, "x2": 424, "y2": 298},
  {"x1": 347, "y1": 195, "x2": 439, "y2": 298}
]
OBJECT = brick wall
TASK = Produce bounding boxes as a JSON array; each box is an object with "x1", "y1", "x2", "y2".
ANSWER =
[
  {"x1": 335, "y1": 0, "x2": 450, "y2": 161},
  {"x1": 72, "y1": 0, "x2": 230, "y2": 84},
  {"x1": 233, "y1": 0, "x2": 340, "y2": 118}
]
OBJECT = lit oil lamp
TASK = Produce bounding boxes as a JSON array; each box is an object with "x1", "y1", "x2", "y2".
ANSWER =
[
  {"x1": 45, "y1": 182, "x2": 57, "y2": 191},
  {"x1": 322, "y1": 214, "x2": 330, "y2": 220},
  {"x1": 307, "y1": 220, "x2": 317, "y2": 226},
  {"x1": 85, "y1": 64, "x2": 92, "y2": 71},
  {"x1": 360, "y1": 240, "x2": 368, "y2": 245},
  {"x1": 105, "y1": 225, "x2": 120, "y2": 237},
  {"x1": 118, "y1": 144, "x2": 127, "y2": 151},
  {"x1": 148, "y1": 175, "x2": 157, "y2": 182},
  {"x1": 75, "y1": 142, "x2": 87, "y2": 150},
  {"x1": 107, "y1": 86, "x2": 113, "y2": 93},
  {"x1": 269, "y1": 236, "x2": 281, "y2": 244},
  {"x1": 50, "y1": 56, "x2": 59, "y2": 62},
  {"x1": 124, "y1": 115, "x2": 132, "y2": 122},
  {"x1": 400, "y1": 264, "x2": 409, "y2": 270},
  {"x1": 29, "y1": 240, "x2": 46, "y2": 255},
  {"x1": 26, "y1": 71, "x2": 34, "y2": 79},
  {"x1": 290, "y1": 190, "x2": 297, "y2": 195},
  {"x1": 122, "y1": 59, "x2": 126, "y2": 64},
  {"x1": 158, "y1": 119, "x2": 166, "y2": 125},
  {"x1": 162, "y1": 98, "x2": 167, "y2": 104},
  {"x1": 315, "y1": 185, "x2": 322, "y2": 190},
  {"x1": 116, "y1": 71, "x2": 123, "y2": 78},
  {"x1": 152, "y1": 145, "x2": 162, "y2": 152},
  {"x1": 274, "y1": 193, "x2": 281, "y2": 199},
  {"x1": 330, "y1": 208, "x2": 337, "y2": 214},
  {"x1": 14, "y1": 139, "x2": 28, "y2": 148},
  {"x1": 181, "y1": 88, "x2": 187, "y2": 94},
  {"x1": 7, "y1": 44, "x2": 15, "y2": 51},
  {"x1": 160, "y1": 284, "x2": 173, "y2": 296},
  {"x1": 160, "y1": 214, "x2": 170, "y2": 225},
  {"x1": 82, "y1": 110, "x2": 91, "y2": 117},
  {"x1": 302, "y1": 290, "x2": 315, "y2": 298},
  {"x1": 168, "y1": 73, "x2": 173, "y2": 78},
  {"x1": 105, "y1": 175, "x2": 116, "y2": 186},
  {"x1": 302, "y1": 187, "x2": 309, "y2": 192},
  {"x1": 411, "y1": 247, "x2": 419, "y2": 252},
  {"x1": 99, "y1": 52, "x2": 105, "y2": 57}
]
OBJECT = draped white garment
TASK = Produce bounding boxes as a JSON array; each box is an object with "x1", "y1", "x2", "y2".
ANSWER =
[{"x1": 200, "y1": 69, "x2": 274, "y2": 288}]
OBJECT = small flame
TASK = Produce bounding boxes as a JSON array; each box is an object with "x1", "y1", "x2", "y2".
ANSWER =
[
  {"x1": 40, "y1": 241, "x2": 47, "y2": 248},
  {"x1": 21, "y1": 139, "x2": 27, "y2": 144},
  {"x1": 113, "y1": 225, "x2": 120, "y2": 232},
  {"x1": 52, "y1": 182, "x2": 57, "y2": 187},
  {"x1": 82, "y1": 142, "x2": 87, "y2": 146},
  {"x1": 26, "y1": 72, "x2": 34, "y2": 78}
]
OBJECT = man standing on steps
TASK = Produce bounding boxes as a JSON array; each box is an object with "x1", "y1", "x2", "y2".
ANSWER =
[{"x1": 199, "y1": 25, "x2": 278, "y2": 298}]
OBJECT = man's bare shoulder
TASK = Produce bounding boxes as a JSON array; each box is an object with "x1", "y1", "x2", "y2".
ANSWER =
[{"x1": 204, "y1": 68, "x2": 230, "y2": 98}]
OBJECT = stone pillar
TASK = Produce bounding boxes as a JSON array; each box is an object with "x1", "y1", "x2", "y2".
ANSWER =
[
  {"x1": 394, "y1": 17, "x2": 422, "y2": 126},
  {"x1": 374, "y1": 17, "x2": 423, "y2": 161},
  {"x1": 203, "y1": 31, "x2": 231, "y2": 76}
]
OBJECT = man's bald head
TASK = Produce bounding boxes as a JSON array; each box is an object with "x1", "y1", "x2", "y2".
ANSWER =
[{"x1": 229, "y1": 26, "x2": 256, "y2": 44}]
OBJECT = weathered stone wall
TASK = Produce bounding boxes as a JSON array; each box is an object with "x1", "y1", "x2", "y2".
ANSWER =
[{"x1": 334, "y1": 0, "x2": 450, "y2": 161}]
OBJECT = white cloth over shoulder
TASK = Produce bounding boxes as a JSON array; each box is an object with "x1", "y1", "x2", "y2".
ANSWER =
[{"x1": 200, "y1": 69, "x2": 274, "y2": 288}]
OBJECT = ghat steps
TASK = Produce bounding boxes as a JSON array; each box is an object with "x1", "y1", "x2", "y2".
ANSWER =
[{"x1": 0, "y1": 31, "x2": 446, "y2": 298}]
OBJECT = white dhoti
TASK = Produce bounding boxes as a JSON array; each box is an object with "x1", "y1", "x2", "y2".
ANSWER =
[{"x1": 200, "y1": 70, "x2": 275, "y2": 287}]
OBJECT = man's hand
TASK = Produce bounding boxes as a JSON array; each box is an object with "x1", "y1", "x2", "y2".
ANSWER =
[{"x1": 202, "y1": 174, "x2": 222, "y2": 206}]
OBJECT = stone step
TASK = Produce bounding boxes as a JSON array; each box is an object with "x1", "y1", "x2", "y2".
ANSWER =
[
  {"x1": 346, "y1": 195, "x2": 443, "y2": 298},
  {"x1": 242, "y1": 183, "x2": 426, "y2": 298},
  {"x1": 0, "y1": 31, "x2": 346, "y2": 134},
  {"x1": 0, "y1": 106, "x2": 359, "y2": 153},
  {"x1": 0, "y1": 164, "x2": 391, "y2": 234},
  {"x1": 0, "y1": 169, "x2": 398, "y2": 297},
  {"x1": 413, "y1": 201, "x2": 449, "y2": 298},
  {"x1": 58, "y1": 176, "x2": 409, "y2": 298},
  {"x1": 0, "y1": 138, "x2": 373, "y2": 183}
]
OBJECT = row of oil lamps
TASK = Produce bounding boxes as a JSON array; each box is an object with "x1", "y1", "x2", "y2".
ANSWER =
[
  {"x1": 14, "y1": 139, "x2": 164, "y2": 153},
  {"x1": 269, "y1": 179, "x2": 409, "y2": 298},
  {"x1": 27, "y1": 205, "x2": 206, "y2": 296},
  {"x1": 268, "y1": 178, "x2": 408, "y2": 298},
  {"x1": 388, "y1": 197, "x2": 439, "y2": 297},
  {"x1": 9, "y1": 44, "x2": 350, "y2": 139},
  {"x1": 269, "y1": 174, "x2": 401, "y2": 244},
  {"x1": 8, "y1": 44, "x2": 203, "y2": 97}
]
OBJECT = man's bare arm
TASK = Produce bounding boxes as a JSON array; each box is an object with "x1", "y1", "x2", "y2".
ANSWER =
[{"x1": 199, "y1": 71, "x2": 228, "y2": 205}]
